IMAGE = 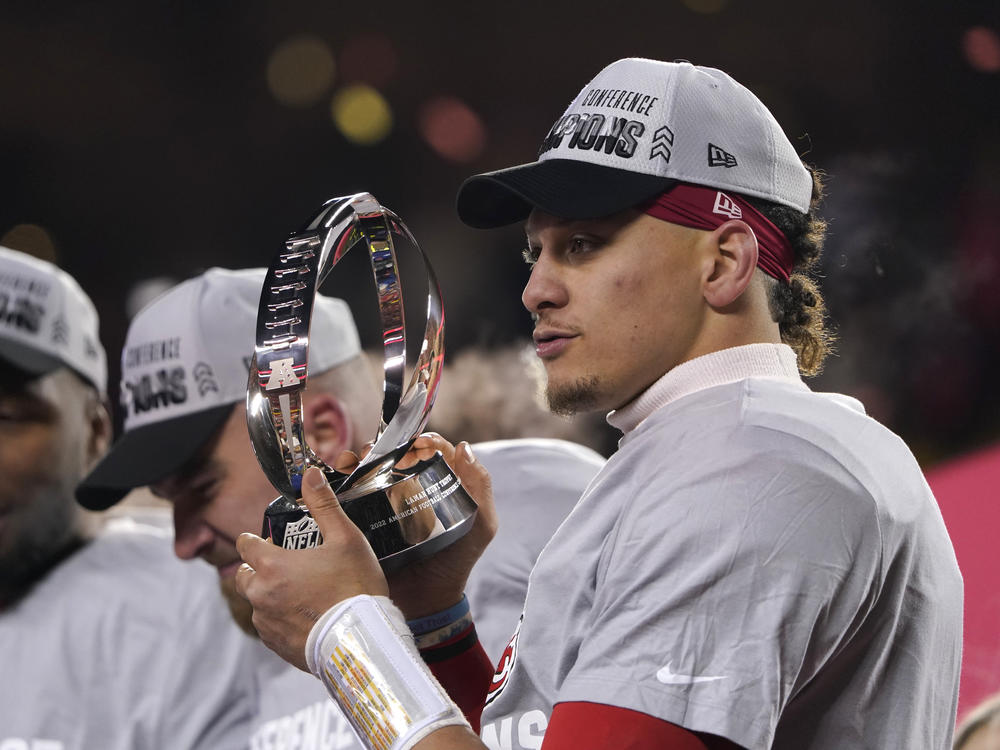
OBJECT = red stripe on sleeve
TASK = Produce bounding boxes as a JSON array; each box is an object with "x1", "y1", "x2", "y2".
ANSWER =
[{"x1": 542, "y1": 702, "x2": 744, "y2": 750}]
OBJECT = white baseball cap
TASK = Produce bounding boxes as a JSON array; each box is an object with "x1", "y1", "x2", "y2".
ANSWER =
[
  {"x1": 456, "y1": 58, "x2": 812, "y2": 227},
  {"x1": 77, "y1": 267, "x2": 361, "y2": 510},
  {"x1": 0, "y1": 245, "x2": 107, "y2": 391}
]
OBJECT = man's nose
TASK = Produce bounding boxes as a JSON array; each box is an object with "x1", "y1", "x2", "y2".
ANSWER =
[
  {"x1": 521, "y1": 253, "x2": 568, "y2": 313},
  {"x1": 173, "y1": 504, "x2": 215, "y2": 561}
]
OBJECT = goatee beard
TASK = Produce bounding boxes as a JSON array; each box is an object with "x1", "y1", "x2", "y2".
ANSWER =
[{"x1": 546, "y1": 375, "x2": 602, "y2": 416}]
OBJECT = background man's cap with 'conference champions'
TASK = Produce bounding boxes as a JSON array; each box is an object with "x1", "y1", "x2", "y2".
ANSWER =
[
  {"x1": 456, "y1": 58, "x2": 813, "y2": 228},
  {"x1": 0, "y1": 245, "x2": 107, "y2": 392},
  {"x1": 76, "y1": 267, "x2": 361, "y2": 510}
]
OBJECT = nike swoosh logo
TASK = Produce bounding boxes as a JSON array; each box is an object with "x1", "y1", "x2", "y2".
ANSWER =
[{"x1": 656, "y1": 662, "x2": 726, "y2": 686}]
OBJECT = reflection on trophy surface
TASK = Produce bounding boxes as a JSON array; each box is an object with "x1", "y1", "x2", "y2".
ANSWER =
[
  {"x1": 246, "y1": 192, "x2": 477, "y2": 570},
  {"x1": 385, "y1": 472, "x2": 444, "y2": 546}
]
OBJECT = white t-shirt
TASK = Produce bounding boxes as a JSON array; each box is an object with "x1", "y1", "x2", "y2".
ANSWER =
[
  {"x1": 0, "y1": 517, "x2": 257, "y2": 749},
  {"x1": 481, "y1": 344, "x2": 963, "y2": 749}
]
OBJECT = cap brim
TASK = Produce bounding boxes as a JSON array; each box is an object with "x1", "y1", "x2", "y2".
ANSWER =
[
  {"x1": 456, "y1": 158, "x2": 677, "y2": 229},
  {"x1": 76, "y1": 403, "x2": 236, "y2": 510},
  {"x1": 0, "y1": 338, "x2": 63, "y2": 377}
]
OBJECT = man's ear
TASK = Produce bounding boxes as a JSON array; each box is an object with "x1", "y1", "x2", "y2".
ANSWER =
[
  {"x1": 703, "y1": 219, "x2": 759, "y2": 308},
  {"x1": 303, "y1": 393, "x2": 353, "y2": 464},
  {"x1": 86, "y1": 396, "x2": 112, "y2": 470}
]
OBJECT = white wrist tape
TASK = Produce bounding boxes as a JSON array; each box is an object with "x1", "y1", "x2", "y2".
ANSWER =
[{"x1": 305, "y1": 595, "x2": 470, "y2": 750}]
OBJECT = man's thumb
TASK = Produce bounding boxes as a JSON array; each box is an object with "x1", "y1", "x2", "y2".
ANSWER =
[{"x1": 300, "y1": 466, "x2": 347, "y2": 538}]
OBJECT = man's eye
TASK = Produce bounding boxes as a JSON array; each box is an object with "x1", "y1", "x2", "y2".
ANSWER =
[
  {"x1": 522, "y1": 245, "x2": 539, "y2": 266},
  {"x1": 0, "y1": 400, "x2": 38, "y2": 422},
  {"x1": 191, "y1": 477, "x2": 219, "y2": 499},
  {"x1": 568, "y1": 236, "x2": 598, "y2": 254}
]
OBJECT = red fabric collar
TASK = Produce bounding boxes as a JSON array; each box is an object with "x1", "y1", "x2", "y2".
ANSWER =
[{"x1": 641, "y1": 183, "x2": 794, "y2": 282}]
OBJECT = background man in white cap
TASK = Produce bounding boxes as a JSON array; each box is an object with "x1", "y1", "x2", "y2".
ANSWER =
[
  {"x1": 78, "y1": 267, "x2": 603, "y2": 748},
  {"x1": 0, "y1": 246, "x2": 255, "y2": 748},
  {"x1": 233, "y1": 58, "x2": 963, "y2": 750}
]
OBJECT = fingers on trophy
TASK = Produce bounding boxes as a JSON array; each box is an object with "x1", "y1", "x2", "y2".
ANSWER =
[{"x1": 246, "y1": 193, "x2": 478, "y2": 569}]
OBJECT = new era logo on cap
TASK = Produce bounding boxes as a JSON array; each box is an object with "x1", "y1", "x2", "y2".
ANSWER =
[
  {"x1": 708, "y1": 144, "x2": 738, "y2": 168},
  {"x1": 712, "y1": 192, "x2": 743, "y2": 220}
]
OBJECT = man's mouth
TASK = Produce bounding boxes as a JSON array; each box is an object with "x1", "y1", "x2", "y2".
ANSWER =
[
  {"x1": 214, "y1": 559, "x2": 243, "y2": 578},
  {"x1": 533, "y1": 328, "x2": 577, "y2": 359},
  {"x1": 199, "y1": 548, "x2": 243, "y2": 578}
]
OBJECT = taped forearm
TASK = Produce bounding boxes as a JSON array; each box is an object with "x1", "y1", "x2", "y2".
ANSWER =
[{"x1": 305, "y1": 595, "x2": 471, "y2": 750}]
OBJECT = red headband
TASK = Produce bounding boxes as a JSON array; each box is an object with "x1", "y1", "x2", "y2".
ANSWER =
[{"x1": 641, "y1": 183, "x2": 794, "y2": 282}]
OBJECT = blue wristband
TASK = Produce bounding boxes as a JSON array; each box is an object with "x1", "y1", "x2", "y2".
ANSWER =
[{"x1": 406, "y1": 595, "x2": 470, "y2": 636}]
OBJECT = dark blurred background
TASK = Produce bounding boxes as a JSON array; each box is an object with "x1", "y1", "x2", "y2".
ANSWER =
[{"x1": 1, "y1": 0, "x2": 998, "y2": 467}]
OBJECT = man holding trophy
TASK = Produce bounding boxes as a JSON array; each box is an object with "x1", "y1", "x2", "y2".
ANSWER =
[{"x1": 232, "y1": 58, "x2": 963, "y2": 749}]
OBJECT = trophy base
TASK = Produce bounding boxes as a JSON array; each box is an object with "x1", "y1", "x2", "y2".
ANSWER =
[{"x1": 262, "y1": 451, "x2": 478, "y2": 572}]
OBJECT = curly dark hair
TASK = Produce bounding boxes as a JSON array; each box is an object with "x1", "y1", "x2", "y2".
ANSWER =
[{"x1": 743, "y1": 166, "x2": 834, "y2": 376}]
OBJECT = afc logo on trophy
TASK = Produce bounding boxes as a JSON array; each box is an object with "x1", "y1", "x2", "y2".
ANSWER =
[{"x1": 265, "y1": 357, "x2": 301, "y2": 390}]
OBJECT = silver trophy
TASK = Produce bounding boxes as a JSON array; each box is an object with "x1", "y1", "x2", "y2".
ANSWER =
[{"x1": 246, "y1": 193, "x2": 477, "y2": 570}]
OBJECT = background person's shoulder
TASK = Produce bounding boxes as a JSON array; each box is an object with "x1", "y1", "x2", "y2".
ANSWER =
[{"x1": 72, "y1": 514, "x2": 229, "y2": 624}]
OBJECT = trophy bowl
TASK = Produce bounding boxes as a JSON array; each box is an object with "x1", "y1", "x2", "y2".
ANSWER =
[{"x1": 245, "y1": 193, "x2": 477, "y2": 571}]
